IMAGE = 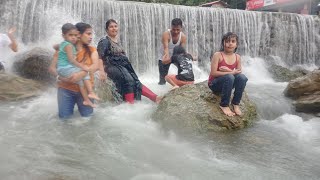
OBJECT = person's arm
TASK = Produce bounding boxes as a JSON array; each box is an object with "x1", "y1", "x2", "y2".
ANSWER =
[
  {"x1": 162, "y1": 54, "x2": 172, "y2": 65},
  {"x1": 48, "y1": 50, "x2": 87, "y2": 83},
  {"x1": 88, "y1": 50, "x2": 99, "y2": 73},
  {"x1": 236, "y1": 54, "x2": 242, "y2": 71},
  {"x1": 98, "y1": 59, "x2": 107, "y2": 81},
  {"x1": 49, "y1": 51, "x2": 59, "y2": 77},
  {"x1": 65, "y1": 44, "x2": 89, "y2": 71},
  {"x1": 48, "y1": 51, "x2": 72, "y2": 82},
  {"x1": 210, "y1": 52, "x2": 241, "y2": 77},
  {"x1": 180, "y1": 33, "x2": 187, "y2": 48},
  {"x1": 53, "y1": 44, "x2": 59, "y2": 51},
  {"x1": 161, "y1": 31, "x2": 170, "y2": 58},
  {"x1": 7, "y1": 27, "x2": 18, "y2": 52}
]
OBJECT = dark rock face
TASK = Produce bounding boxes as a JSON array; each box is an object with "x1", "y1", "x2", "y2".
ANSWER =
[
  {"x1": 0, "y1": 73, "x2": 43, "y2": 101},
  {"x1": 13, "y1": 47, "x2": 54, "y2": 83},
  {"x1": 284, "y1": 70, "x2": 320, "y2": 113},
  {"x1": 152, "y1": 81, "x2": 257, "y2": 133}
]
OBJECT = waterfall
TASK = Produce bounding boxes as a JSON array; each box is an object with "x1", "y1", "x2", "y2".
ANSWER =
[{"x1": 1, "y1": 0, "x2": 319, "y2": 73}]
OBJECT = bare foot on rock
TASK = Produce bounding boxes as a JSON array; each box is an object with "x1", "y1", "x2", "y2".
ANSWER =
[
  {"x1": 155, "y1": 96, "x2": 163, "y2": 104},
  {"x1": 232, "y1": 104, "x2": 242, "y2": 116},
  {"x1": 220, "y1": 106, "x2": 235, "y2": 117},
  {"x1": 170, "y1": 86, "x2": 179, "y2": 91}
]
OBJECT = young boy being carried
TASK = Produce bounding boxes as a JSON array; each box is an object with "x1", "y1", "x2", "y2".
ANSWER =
[{"x1": 57, "y1": 23, "x2": 99, "y2": 108}]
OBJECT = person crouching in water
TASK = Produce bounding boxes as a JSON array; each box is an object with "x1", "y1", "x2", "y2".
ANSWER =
[
  {"x1": 162, "y1": 45, "x2": 195, "y2": 90},
  {"x1": 56, "y1": 23, "x2": 100, "y2": 108},
  {"x1": 208, "y1": 32, "x2": 248, "y2": 117}
]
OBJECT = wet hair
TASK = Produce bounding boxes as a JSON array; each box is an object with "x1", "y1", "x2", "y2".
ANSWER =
[
  {"x1": 105, "y1": 19, "x2": 117, "y2": 31},
  {"x1": 61, "y1": 23, "x2": 77, "y2": 34},
  {"x1": 75, "y1": 22, "x2": 92, "y2": 62},
  {"x1": 171, "y1": 18, "x2": 182, "y2": 27},
  {"x1": 173, "y1": 45, "x2": 186, "y2": 55},
  {"x1": 220, "y1": 32, "x2": 239, "y2": 52}
]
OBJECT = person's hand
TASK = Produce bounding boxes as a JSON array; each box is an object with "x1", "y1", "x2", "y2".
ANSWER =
[
  {"x1": 162, "y1": 54, "x2": 170, "y2": 62},
  {"x1": 68, "y1": 71, "x2": 85, "y2": 83},
  {"x1": 98, "y1": 70, "x2": 107, "y2": 82},
  {"x1": 8, "y1": 27, "x2": 16, "y2": 36},
  {"x1": 82, "y1": 66, "x2": 90, "y2": 72},
  {"x1": 219, "y1": 66, "x2": 232, "y2": 72},
  {"x1": 232, "y1": 69, "x2": 242, "y2": 75}
]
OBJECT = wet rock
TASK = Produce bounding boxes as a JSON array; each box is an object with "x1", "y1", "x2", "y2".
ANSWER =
[
  {"x1": 95, "y1": 78, "x2": 123, "y2": 103},
  {"x1": 294, "y1": 93, "x2": 320, "y2": 113},
  {"x1": 284, "y1": 70, "x2": 320, "y2": 113},
  {"x1": 268, "y1": 64, "x2": 308, "y2": 82},
  {"x1": 152, "y1": 81, "x2": 257, "y2": 133},
  {"x1": 13, "y1": 47, "x2": 54, "y2": 83},
  {"x1": 0, "y1": 73, "x2": 44, "y2": 101}
]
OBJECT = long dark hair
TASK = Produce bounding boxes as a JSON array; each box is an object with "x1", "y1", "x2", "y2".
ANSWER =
[
  {"x1": 75, "y1": 22, "x2": 92, "y2": 62},
  {"x1": 220, "y1": 32, "x2": 239, "y2": 52},
  {"x1": 105, "y1": 19, "x2": 117, "y2": 31}
]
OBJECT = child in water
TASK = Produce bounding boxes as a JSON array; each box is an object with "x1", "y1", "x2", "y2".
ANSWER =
[
  {"x1": 162, "y1": 45, "x2": 195, "y2": 90},
  {"x1": 56, "y1": 23, "x2": 99, "y2": 108},
  {"x1": 208, "y1": 32, "x2": 248, "y2": 117}
]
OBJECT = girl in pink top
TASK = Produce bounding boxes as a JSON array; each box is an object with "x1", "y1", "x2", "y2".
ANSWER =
[{"x1": 208, "y1": 32, "x2": 248, "y2": 117}]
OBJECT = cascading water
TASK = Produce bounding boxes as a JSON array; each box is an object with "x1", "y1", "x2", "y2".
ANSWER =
[
  {"x1": 1, "y1": 0, "x2": 319, "y2": 72},
  {"x1": 0, "y1": 0, "x2": 320, "y2": 179}
]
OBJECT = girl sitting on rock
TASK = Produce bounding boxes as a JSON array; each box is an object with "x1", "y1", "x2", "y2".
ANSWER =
[{"x1": 208, "y1": 32, "x2": 248, "y2": 117}]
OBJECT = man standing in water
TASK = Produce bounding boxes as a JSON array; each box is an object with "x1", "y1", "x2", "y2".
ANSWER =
[
  {"x1": 0, "y1": 27, "x2": 18, "y2": 72},
  {"x1": 158, "y1": 18, "x2": 187, "y2": 85}
]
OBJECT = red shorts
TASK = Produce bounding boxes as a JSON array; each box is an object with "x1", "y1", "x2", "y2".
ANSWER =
[{"x1": 165, "y1": 74, "x2": 194, "y2": 87}]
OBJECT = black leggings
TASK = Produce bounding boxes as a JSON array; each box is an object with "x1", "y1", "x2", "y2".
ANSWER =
[
  {"x1": 106, "y1": 65, "x2": 136, "y2": 96},
  {"x1": 158, "y1": 60, "x2": 170, "y2": 83}
]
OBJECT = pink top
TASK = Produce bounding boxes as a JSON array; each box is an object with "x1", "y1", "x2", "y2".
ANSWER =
[{"x1": 208, "y1": 52, "x2": 238, "y2": 83}]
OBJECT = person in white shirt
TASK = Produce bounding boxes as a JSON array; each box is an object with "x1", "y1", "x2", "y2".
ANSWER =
[
  {"x1": 0, "y1": 27, "x2": 18, "y2": 71},
  {"x1": 157, "y1": 18, "x2": 187, "y2": 85}
]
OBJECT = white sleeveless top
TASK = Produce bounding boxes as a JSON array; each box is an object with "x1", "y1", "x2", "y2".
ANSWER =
[{"x1": 158, "y1": 29, "x2": 182, "y2": 60}]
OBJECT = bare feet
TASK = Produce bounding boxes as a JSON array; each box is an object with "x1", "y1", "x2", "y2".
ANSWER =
[
  {"x1": 232, "y1": 104, "x2": 242, "y2": 116},
  {"x1": 219, "y1": 106, "x2": 235, "y2": 117},
  {"x1": 171, "y1": 86, "x2": 179, "y2": 91},
  {"x1": 83, "y1": 100, "x2": 97, "y2": 108},
  {"x1": 88, "y1": 92, "x2": 100, "y2": 101},
  {"x1": 155, "y1": 96, "x2": 163, "y2": 104}
]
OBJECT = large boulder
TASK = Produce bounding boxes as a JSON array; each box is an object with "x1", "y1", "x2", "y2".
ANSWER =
[
  {"x1": 0, "y1": 73, "x2": 44, "y2": 101},
  {"x1": 13, "y1": 47, "x2": 54, "y2": 83},
  {"x1": 284, "y1": 70, "x2": 320, "y2": 113},
  {"x1": 268, "y1": 64, "x2": 308, "y2": 82},
  {"x1": 152, "y1": 81, "x2": 257, "y2": 133}
]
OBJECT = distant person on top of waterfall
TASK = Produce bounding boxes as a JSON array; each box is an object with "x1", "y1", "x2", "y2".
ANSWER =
[
  {"x1": 162, "y1": 45, "x2": 195, "y2": 90},
  {"x1": 97, "y1": 19, "x2": 162, "y2": 104},
  {"x1": 208, "y1": 32, "x2": 248, "y2": 117},
  {"x1": 0, "y1": 27, "x2": 18, "y2": 72},
  {"x1": 157, "y1": 18, "x2": 187, "y2": 85}
]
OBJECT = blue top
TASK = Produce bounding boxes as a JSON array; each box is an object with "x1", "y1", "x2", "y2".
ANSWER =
[{"x1": 57, "y1": 41, "x2": 77, "y2": 67}]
